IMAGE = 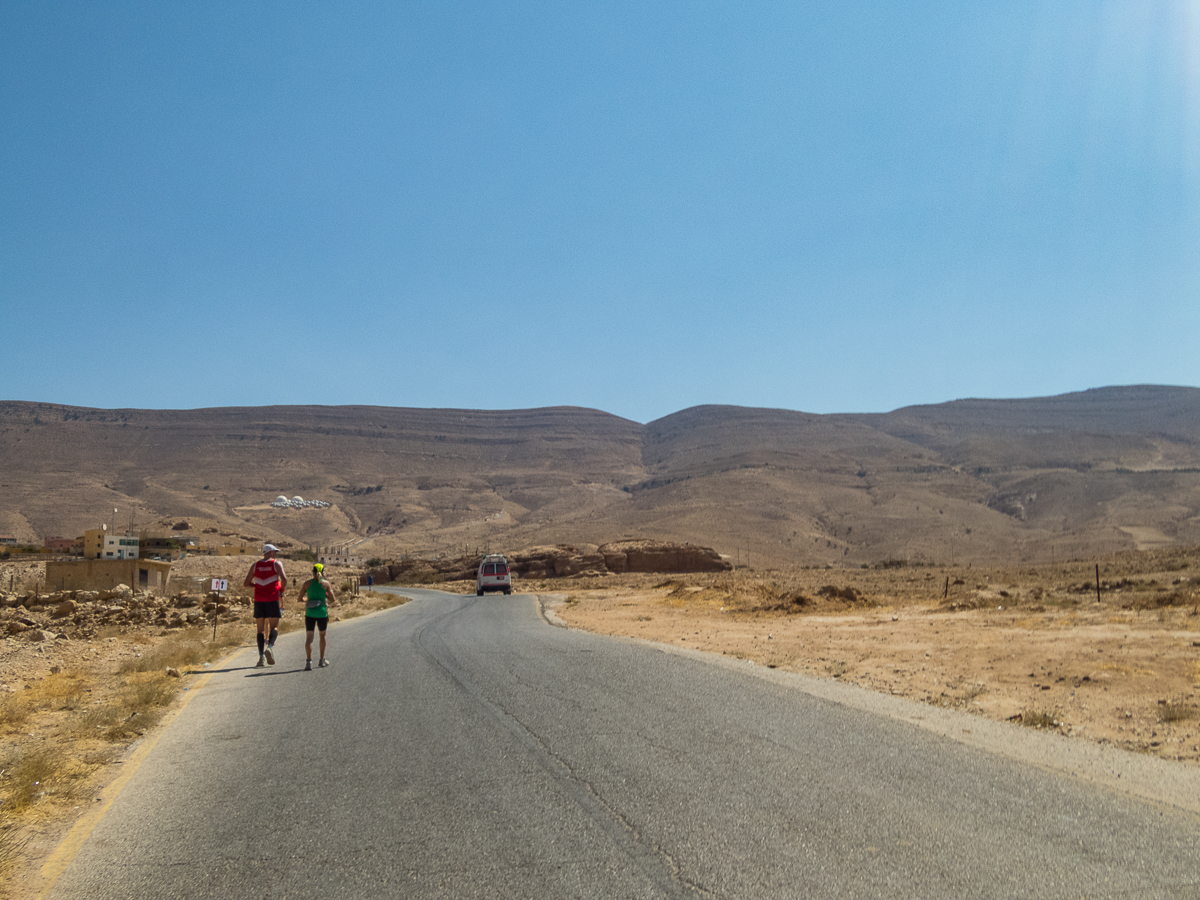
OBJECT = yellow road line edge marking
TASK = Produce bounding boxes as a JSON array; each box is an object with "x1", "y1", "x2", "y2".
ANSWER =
[{"x1": 36, "y1": 646, "x2": 249, "y2": 899}]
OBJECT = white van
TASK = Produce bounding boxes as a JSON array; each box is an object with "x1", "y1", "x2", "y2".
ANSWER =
[{"x1": 476, "y1": 554, "x2": 512, "y2": 596}]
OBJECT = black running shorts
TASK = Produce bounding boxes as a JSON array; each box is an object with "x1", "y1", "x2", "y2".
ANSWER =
[
  {"x1": 305, "y1": 615, "x2": 329, "y2": 633},
  {"x1": 253, "y1": 601, "x2": 282, "y2": 619}
]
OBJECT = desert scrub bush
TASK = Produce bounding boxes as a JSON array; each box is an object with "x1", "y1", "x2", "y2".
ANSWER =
[
  {"x1": 0, "y1": 693, "x2": 33, "y2": 731},
  {"x1": 1133, "y1": 588, "x2": 1197, "y2": 610},
  {"x1": 0, "y1": 671, "x2": 88, "y2": 730},
  {"x1": 126, "y1": 675, "x2": 176, "y2": 710},
  {"x1": 817, "y1": 584, "x2": 871, "y2": 604},
  {"x1": 755, "y1": 587, "x2": 815, "y2": 614},
  {"x1": 0, "y1": 821, "x2": 28, "y2": 881},
  {"x1": 1158, "y1": 701, "x2": 1197, "y2": 724},
  {"x1": 935, "y1": 682, "x2": 989, "y2": 709},
  {"x1": 118, "y1": 627, "x2": 243, "y2": 674},
  {"x1": 70, "y1": 702, "x2": 129, "y2": 741},
  {"x1": 960, "y1": 682, "x2": 988, "y2": 702},
  {"x1": 87, "y1": 675, "x2": 176, "y2": 740},
  {"x1": 1018, "y1": 709, "x2": 1060, "y2": 729},
  {"x1": 1, "y1": 747, "x2": 85, "y2": 815},
  {"x1": 29, "y1": 671, "x2": 87, "y2": 715}
]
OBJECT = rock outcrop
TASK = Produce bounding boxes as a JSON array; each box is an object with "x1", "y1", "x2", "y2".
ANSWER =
[
  {"x1": 362, "y1": 540, "x2": 730, "y2": 586},
  {"x1": 0, "y1": 587, "x2": 242, "y2": 640},
  {"x1": 598, "y1": 540, "x2": 731, "y2": 574}
]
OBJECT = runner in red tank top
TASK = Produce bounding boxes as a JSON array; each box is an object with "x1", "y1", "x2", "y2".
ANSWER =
[{"x1": 243, "y1": 544, "x2": 288, "y2": 666}]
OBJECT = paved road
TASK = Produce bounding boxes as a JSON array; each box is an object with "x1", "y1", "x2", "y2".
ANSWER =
[{"x1": 48, "y1": 590, "x2": 1199, "y2": 899}]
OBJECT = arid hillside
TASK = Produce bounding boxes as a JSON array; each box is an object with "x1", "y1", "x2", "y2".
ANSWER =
[{"x1": 3, "y1": 385, "x2": 1200, "y2": 567}]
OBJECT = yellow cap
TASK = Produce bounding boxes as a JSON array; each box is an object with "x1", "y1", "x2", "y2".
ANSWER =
[{"x1": 313, "y1": 563, "x2": 324, "y2": 572}]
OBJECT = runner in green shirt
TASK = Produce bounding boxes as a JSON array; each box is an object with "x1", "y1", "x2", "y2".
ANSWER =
[{"x1": 295, "y1": 563, "x2": 337, "y2": 670}]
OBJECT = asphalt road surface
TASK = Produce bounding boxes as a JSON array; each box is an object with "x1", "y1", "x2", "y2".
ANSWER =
[{"x1": 47, "y1": 590, "x2": 1199, "y2": 899}]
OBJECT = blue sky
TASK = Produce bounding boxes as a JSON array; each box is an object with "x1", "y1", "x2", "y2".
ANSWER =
[{"x1": 3, "y1": 1, "x2": 1198, "y2": 423}]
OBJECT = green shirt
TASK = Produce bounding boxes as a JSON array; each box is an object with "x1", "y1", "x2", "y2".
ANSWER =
[{"x1": 305, "y1": 579, "x2": 329, "y2": 618}]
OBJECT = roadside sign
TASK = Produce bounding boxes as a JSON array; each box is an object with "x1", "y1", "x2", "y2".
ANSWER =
[{"x1": 210, "y1": 579, "x2": 228, "y2": 640}]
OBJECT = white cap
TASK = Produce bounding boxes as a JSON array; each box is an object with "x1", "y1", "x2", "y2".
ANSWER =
[{"x1": 263, "y1": 543, "x2": 280, "y2": 555}]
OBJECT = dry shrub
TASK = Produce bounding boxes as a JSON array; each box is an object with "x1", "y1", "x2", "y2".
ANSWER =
[
  {"x1": 0, "y1": 821, "x2": 28, "y2": 881},
  {"x1": 710, "y1": 580, "x2": 774, "y2": 612},
  {"x1": 817, "y1": 584, "x2": 868, "y2": 604},
  {"x1": 943, "y1": 594, "x2": 991, "y2": 611},
  {"x1": 1159, "y1": 701, "x2": 1197, "y2": 724},
  {"x1": 758, "y1": 590, "x2": 816, "y2": 614},
  {"x1": 2, "y1": 744, "x2": 106, "y2": 822},
  {"x1": 0, "y1": 671, "x2": 88, "y2": 730},
  {"x1": 716, "y1": 578, "x2": 874, "y2": 614},
  {"x1": 127, "y1": 675, "x2": 175, "y2": 710},
  {"x1": 4, "y1": 748, "x2": 67, "y2": 814},
  {"x1": 1133, "y1": 589, "x2": 1197, "y2": 610},
  {"x1": 119, "y1": 628, "x2": 243, "y2": 674},
  {"x1": 1018, "y1": 709, "x2": 1059, "y2": 729},
  {"x1": 0, "y1": 694, "x2": 32, "y2": 731},
  {"x1": 70, "y1": 702, "x2": 128, "y2": 741},
  {"x1": 70, "y1": 674, "x2": 178, "y2": 742},
  {"x1": 934, "y1": 683, "x2": 989, "y2": 710}
]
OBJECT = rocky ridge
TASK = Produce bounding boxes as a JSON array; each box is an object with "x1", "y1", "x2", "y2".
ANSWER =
[{"x1": 365, "y1": 540, "x2": 731, "y2": 585}]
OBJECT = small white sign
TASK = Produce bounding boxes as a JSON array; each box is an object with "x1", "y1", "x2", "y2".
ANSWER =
[{"x1": 211, "y1": 579, "x2": 228, "y2": 592}]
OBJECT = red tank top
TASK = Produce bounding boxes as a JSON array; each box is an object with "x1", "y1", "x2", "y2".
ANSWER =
[{"x1": 251, "y1": 558, "x2": 283, "y2": 602}]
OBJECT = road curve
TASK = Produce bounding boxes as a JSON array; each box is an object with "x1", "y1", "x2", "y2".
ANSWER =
[{"x1": 47, "y1": 590, "x2": 1199, "y2": 899}]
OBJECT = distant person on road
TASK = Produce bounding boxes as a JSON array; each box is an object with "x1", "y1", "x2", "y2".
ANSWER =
[
  {"x1": 243, "y1": 544, "x2": 287, "y2": 667},
  {"x1": 296, "y1": 563, "x2": 336, "y2": 670}
]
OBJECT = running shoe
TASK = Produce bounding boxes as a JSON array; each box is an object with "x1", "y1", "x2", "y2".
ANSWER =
[
  {"x1": 318, "y1": 658, "x2": 330, "y2": 668},
  {"x1": 304, "y1": 660, "x2": 312, "y2": 671},
  {"x1": 255, "y1": 654, "x2": 266, "y2": 668},
  {"x1": 264, "y1": 646, "x2": 275, "y2": 666}
]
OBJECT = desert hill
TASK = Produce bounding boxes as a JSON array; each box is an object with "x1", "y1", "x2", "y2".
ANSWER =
[{"x1": 3, "y1": 386, "x2": 1200, "y2": 566}]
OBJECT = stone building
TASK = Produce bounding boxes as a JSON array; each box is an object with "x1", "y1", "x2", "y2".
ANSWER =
[{"x1": 45, "y1": 558, "x2": 172, "y2": 593}]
